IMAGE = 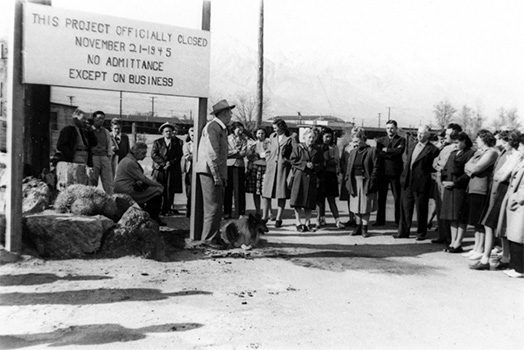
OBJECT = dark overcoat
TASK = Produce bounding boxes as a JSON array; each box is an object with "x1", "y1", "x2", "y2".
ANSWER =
[
  {"x1": 289, "y1": 143, "x2": 324, "y2": 209},
  {"x1": 401, "y1": 142, "x2": 440, "y2": 192},
  {"x1": 440, "y1": 148, "x2": 475, "y2": 221},
  {"x1": 151, "y1": 137, "x2": 183, "y2": 194}
]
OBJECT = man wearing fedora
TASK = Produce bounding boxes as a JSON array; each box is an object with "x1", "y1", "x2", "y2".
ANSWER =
[
  {"x1": 151, "y1": 122, "x2": 184, "y2": 216},
  {"x1": 195, "y1": 99, "x2": 235, "y2": 248}
]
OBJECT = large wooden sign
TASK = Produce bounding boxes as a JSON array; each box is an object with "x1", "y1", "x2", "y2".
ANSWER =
[{"x1": 23, "y1": 3, "x2": 210, "y2": 97}]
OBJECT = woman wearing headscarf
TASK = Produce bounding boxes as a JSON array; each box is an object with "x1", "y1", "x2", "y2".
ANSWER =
[{"x1": 151, "y1": 122, "x2": 184, "y2": 216}]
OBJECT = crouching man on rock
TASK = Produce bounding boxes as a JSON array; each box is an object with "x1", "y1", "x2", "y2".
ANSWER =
[{"x1": 114, "y1": 142, "x2": 166, "y2": 226}]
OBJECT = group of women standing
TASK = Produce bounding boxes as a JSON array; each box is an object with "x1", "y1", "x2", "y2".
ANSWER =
[
  {"x1": 440, "y1": 129, "x2": 524, "y2": 278},
  {"x1": 256, "y1": 120, "x2": 378, "y2": 236}
]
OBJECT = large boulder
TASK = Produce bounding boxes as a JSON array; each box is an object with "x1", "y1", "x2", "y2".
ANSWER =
[
  {"x1": 24, "y1": 211, "x2": 115, "y2": 259},
  {"x1": 112, "y1": 193, "x2": 135, "y2": 221},
  {"x1": 100, "y1": 206, "x2": 165, "y2": 261}
]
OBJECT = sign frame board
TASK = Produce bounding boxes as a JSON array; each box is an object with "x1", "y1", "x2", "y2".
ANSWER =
[{"x1": 22, "y1": 2, "x2": 210, "y2": 98}]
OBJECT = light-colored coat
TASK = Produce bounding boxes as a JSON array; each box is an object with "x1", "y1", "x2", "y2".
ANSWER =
[
  {"x1": 194, "y1": 119, "x2": 228, "y2": 183},
  {"x1": 262, "y1": 132, "x2": 294, "y2": 199},
  {"x1": 502, "y1": 159, "x2": 524, "y2": 243}
]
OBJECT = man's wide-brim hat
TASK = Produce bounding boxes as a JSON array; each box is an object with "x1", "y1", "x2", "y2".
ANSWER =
[
  {"x1": 158, "y1": 122, "x2": 176, "y2": 133},
  {"x1": 210, "y1": 99, "x2": 235, "y2": 115}
]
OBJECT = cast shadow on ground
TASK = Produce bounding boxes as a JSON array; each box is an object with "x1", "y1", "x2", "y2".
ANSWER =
[
  {"x1": 0, "y1": 273, "x2": 112, "y2": 287},
  {"x1": 204, "y1": 240, "x2": 447, "y2": 275},
  {"x1": 262, "y1": 241, "x2": 444, "y2": 259},
  {"x1": 0, "y1": 322, "x2": 203, "y2": 349},
  {"x1": 0, "y1": 288, "x2": 212, "y2": 306}
]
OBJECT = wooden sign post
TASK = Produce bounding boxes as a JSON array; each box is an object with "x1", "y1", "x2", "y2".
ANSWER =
[{"x1": 4, "y1": 1, "x2": 212, "y2": 253}]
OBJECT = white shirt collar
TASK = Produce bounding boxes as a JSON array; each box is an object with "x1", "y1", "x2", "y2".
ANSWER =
[{"x1": 213, "y1": 117, "x2": 227, "y2": 130}]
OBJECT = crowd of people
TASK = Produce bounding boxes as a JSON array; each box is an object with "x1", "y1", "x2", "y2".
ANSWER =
[{"x1": 55, "y1": 102, "x2": 524, "y2": 278}]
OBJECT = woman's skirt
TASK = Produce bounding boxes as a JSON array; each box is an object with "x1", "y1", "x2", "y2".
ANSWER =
[
  {"x1": 460, "y1": 193, "x2": 487, "y2": 227},
  {"x1": 349, "y1": 175, "x2": 377, "y2": 214},
  {"x1": 440, "y1": 187, "x2": 467, "y2": 221},
  {"x1": 481, "y1": 182, "x2": 509, "y2": 230},
  {"x1": 246, "y1": 164, "x2": 266, "y2": 195}
]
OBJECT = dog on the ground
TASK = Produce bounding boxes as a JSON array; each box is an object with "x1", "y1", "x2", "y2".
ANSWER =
[{"x1": 220, "y1": 214, "x2": 269, "y2": 250}]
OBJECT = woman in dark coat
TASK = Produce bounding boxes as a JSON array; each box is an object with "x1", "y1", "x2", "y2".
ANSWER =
[
  {"x1": 440, "y1": 132, "x2": 475, "y2": 250},
  {"x1": 289, "y1": 128, "x2": 324, "y2": 232},
  {"x1": 151, "y1": 122, "x2": 184, "y2": 216},
  {"x1": 344, "y1": 128, "x2": 379, "y2": 237}
]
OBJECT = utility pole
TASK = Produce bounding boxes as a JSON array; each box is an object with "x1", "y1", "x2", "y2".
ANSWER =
[
  {"x1": 387, "y1": 106, "x2": 391, "y2": 121},
  {"x1": 378, "y1": 113, "x2": 381, "y2": 128},
  {"x1": 255, "y1": 0, "x2": 264, "y2": 129},
  {"x1": 150, "y1": 96, "x2": 156, "y2": 117},
  {"x1": 67, "y1": 95, "x2": 74, "y2": 105},
  {"x1": 119, "y1": 91, "x2": 122, "y2": 119}
]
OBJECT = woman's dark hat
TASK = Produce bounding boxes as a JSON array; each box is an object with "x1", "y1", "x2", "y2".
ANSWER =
[
  {"x1": 158, "y1": 122, "x2": 176, "y2": 133},
  {"x1": 210, "y1": 99, "x2": 236, "y2": 115}
]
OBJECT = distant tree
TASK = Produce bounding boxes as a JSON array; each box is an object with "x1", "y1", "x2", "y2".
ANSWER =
[
  {"x1": 490, "y1": 107, "x2": 522, "y2": 131},
  {"x1": 433, "y1": 101, "x2": 457, "y2": 129},
  {"x1": 233, "y1": 93, "x2": 271, "y2": 134},
  {"x1": 458, "y1": 105, "x2": 484, "y2": 138}
]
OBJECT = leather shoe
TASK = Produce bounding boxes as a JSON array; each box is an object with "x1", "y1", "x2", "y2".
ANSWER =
[
  {"x1": 447, "y1": 246, "x2": 464, "y2": 253},
  {"x1": 275, "y1": 220, "x2": 283, "y2": 228},
  {"x1": 202, "y1": 241, "x2": 227, "y2": 250},
  {"x1": 350, "y1": 225, "x2": 362, "y2": 236},
  {"x1": 495, "y1": 261, "x2": 510, "y2": 270},
  {"x1": 469, "y1": 261, "x2": 490, "y2": 270}
]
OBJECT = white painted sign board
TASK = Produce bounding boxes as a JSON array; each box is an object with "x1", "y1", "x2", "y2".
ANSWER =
[{"x1": 23, "y1": 3, "x2": 210, "y2": 98}]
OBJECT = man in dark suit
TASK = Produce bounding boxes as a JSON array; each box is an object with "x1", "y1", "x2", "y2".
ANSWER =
[
  {"x1": 395, "y1": 125, "x2": 440, "y2": 240},
  {"x1": 374, "y1": 120, "x2": 406, "y2": 226},
  {"x1": 194, "y1": 99, "x2": 234, "y2": 249}
]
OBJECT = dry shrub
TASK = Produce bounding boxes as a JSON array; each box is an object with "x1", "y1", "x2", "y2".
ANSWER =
[{"x1": 54, "y1": 185, "x2": 118, "y2": 221}]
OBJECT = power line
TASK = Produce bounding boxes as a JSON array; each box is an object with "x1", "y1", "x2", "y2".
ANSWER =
[{"x1": 317, "y1": 76, "x2": 336, "y2": 117}]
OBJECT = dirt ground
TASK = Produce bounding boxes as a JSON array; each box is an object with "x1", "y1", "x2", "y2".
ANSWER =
[{"x1": 1, "y1": 195, "x2": 523, "y2": 350}]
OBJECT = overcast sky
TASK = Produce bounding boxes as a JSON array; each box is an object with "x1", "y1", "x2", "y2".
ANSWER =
[{"x1": 2, "y1": 0, "x2": 523, "y2": 126}]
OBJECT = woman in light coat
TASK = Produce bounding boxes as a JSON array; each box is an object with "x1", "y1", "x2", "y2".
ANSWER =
[
  {"x1": 499, "y1": 133, "x2": 524, "y2": 278},
  {"x1": 261, "y1": 118, "x2": 295, "y2": 228}
]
